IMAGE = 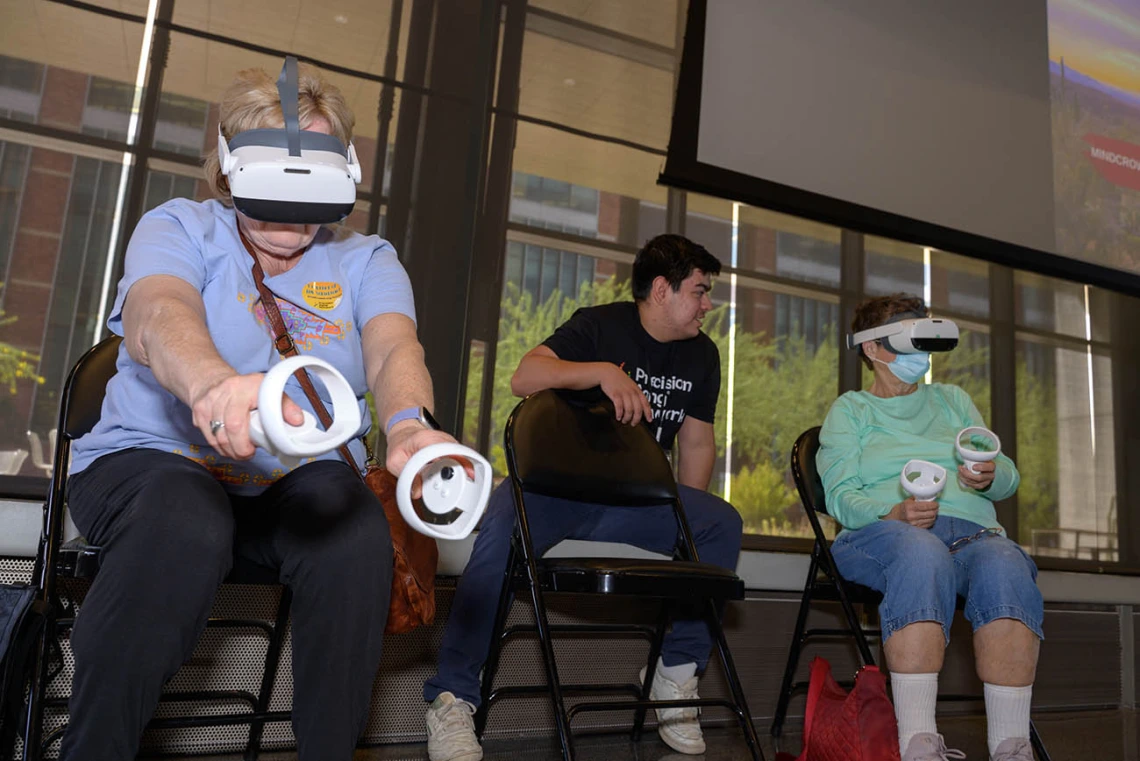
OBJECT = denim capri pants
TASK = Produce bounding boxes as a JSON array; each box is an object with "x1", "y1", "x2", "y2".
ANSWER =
[{"x1": 830, "y1": 515, "x2": 1044, "y2": 643}]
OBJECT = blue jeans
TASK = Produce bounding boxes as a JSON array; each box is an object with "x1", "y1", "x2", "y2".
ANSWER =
[
  {"x1": 830, "y1": 515, "x2": 1044, "y2": 643},
  {"x1": 424, "y1": 481, "x2": 744, "y2": 706}
]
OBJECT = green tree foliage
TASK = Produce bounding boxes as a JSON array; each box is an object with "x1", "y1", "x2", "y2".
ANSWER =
[
  {"x1": 0, "y1": 289, "x2": 45, "y2": 394},
  {"x1": 470, "y1": 278, "x2": 633, "y2": 474}
]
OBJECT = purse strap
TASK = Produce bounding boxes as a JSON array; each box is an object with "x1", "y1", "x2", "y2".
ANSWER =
[{"x1": 239, "y1": 230, "x2": 368, "y2": 481}]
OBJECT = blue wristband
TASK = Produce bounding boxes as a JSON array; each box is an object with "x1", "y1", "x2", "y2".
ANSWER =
[{"x1": 384, "y1": 406, "x2": 422, "y2": 435}]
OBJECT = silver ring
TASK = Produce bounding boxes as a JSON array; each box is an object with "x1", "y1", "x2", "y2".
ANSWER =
[{"x1": 210, "y1": 420, "x2": 225, "y2": 436}]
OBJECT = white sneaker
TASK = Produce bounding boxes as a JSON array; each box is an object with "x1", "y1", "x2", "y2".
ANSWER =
[
  {"x1": 640, "y1": 665, "x2": 706, "y2": 754},
  {"x1": 426, "y1": 692, "x2": 483, "y2": 761}
]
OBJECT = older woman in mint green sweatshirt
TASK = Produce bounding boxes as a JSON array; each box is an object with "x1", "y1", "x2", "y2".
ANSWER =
[{"x1": 818, "y1": 294, "x2": 1042, "y2": 761}]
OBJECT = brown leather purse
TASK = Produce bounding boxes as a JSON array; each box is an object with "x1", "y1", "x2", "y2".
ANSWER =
[{"x1": 243, "y1": 236, "x2": 438, "y2": 634}]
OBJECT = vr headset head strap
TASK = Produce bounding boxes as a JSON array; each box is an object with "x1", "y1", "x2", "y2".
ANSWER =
[
  {"x1": 276, "y1": 56, "x2": 302, "y2": 157},
  {"x1": 848, "y1": 308, "x2": 926, "y2": 352}
]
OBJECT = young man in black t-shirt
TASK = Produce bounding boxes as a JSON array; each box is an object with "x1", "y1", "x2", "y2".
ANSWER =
[{"x1": 424, "y1": 235, "x2": 743, "y2": 760}]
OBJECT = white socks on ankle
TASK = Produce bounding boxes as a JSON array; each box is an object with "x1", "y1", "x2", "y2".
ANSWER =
[
  {"x1": 891, "y1": 672, "x2": 939, "y2": 755},
  {"x1": 658, "y1": 660, "x2": 697, "y2": 683},
  {"x1": 984, "y1": 683, "x2": 1032, "y2": 757}
]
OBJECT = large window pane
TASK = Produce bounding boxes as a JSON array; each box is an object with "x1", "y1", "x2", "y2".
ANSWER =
[
  {"x1": 1017, "y1": 338, "x2": 1116, "y2": 561},
  {"x1": 2, "y1": 4, "x2": 145, "y2": 140},
  {"x1": 0, "y1": 145, "x2": 123, "y2": 475},
  {"x1": 518, "y1": 24, "x2": 674, "y2": 151},
  {"x1": 686, "y1": 195, "x2": 842, "y2": 287},
  {"x1": 172, "y1": 0, "x2": 414, "y2": 83},
  {"x1": 708, "y1": 279, "x2": 840, "y2": 538},
  {"x1": 485, "y1": 246, "x2": 629, "y2": 475},
  {"x1": 1015, "y1": 271, "x2": 1112, "y2": 342},
  {"x1": 511, "y1": 121, "x2": 666, "y2": 246},
  {"x1": 866, "y1": 236, "x2": 923, "y2": 297},
  {"x1": 933, "y1": 329, "x2": 991, "y2": 422},
  {"x1": 528, "y1": 0, "x2": 681, "y2": 49}
]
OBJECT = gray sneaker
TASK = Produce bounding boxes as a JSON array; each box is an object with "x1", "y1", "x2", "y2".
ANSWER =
[
  {"x1": 991, "y1": 737, "x2": 1033, "y2": 761},
  {"x1": 902, "y1": 732, "x2": 967, "y2": 761},
  {"x1": 426, "y1": 692, "x2": 483, "y2": 761}
]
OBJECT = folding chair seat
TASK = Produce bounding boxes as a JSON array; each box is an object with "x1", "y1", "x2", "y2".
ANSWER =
[
  {"x1": 474, "y1": 389, "x2": 764, "y2": 761},
  {"x1": 19, "y1": 336, "x2": 292, "y2": 761},
  {"x1": 770, "y1": 426, "x2": 1051, "y2": 761}
]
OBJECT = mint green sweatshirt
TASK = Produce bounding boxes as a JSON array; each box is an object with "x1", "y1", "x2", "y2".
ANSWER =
[{"x1": 817, "y1": 383, "x2": 1019, "y2": 532}]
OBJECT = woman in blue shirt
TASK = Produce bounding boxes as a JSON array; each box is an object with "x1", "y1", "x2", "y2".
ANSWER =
[
  {"x1": 818, "y1": 294, "x2": 1043, "y2": 761},
  {"x1": 60, "y1": 62, "x2": 457, "y2": 760}
]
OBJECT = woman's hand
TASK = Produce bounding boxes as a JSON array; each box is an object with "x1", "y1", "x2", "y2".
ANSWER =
[
  {"x1": 885, "y1": 497, "x2": 939, "y2": 529},
  {"x1": 957, "y1": 461, "x2": 996, "y2": 491},
  {"x1": 598, "y1": 363, "x2": 652, "y2": 426},
  {"x1": 191, "y1": 372, "x2": 304, "y2": 460},
  {"x1": 385, "y1": 422, "x2": 473, "y2": 498}
]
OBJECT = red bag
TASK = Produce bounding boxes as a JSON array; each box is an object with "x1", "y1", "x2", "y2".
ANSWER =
[{"x1": 777, "y1": 657, "x2": 900, "y2": 761}]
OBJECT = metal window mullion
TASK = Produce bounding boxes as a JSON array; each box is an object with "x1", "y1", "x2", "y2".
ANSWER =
[
  {"x1": 989, "y1": 264, "x2": 1018, "y2": 539},
  {"x1": 837, "y1": 229, "x2": 865, "y2": 395}
]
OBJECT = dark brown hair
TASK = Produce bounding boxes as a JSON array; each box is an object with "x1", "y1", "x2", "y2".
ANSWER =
[{"x1": 852, "y1": 293, "x2": 929, "y2": 369}]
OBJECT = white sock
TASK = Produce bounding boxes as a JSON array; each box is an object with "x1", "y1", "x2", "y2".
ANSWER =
[
  {"x1": 658, "y1": 660, "x2": 697, "y2": 683},
  {"x1": 984, "y1": 683, "x2": 1032, "y2": 758},
  {"x1": 890, "y1": 672, "x2": 939, "y2": 755}
]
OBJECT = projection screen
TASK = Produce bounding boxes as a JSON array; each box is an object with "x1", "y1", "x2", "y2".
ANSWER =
[{"x1": 661, "y1": 0, "x2": 1140, "y2": 293}]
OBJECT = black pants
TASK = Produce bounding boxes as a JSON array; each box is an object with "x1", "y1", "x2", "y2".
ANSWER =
[{"x1": 58, "y1": 449, "x2": 393, "y2": 761}]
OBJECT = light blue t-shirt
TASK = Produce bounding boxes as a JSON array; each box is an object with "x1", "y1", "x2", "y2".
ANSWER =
[
  {"x1": 817, "y1": 383, "x2": 1019, "y2": 533},
  {"x1": 70, "y1": 198, "x2": 416, "y2": 494}
]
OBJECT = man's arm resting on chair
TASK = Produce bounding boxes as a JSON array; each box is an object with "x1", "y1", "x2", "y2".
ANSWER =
[
  {"x1": 511, "y1": 345, "x2": 652, "y2": 425},
  {"x1": 675, "y1": 416, "x2": 715, "y2": 491}
]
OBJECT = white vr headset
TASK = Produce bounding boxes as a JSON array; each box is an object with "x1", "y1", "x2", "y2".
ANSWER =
[
  {"x1": 217, "y1": 56, "x2": 362, "y2": 224},
  {"x1": 847, "y1": 312, "x2": 959, "y2": 354}
]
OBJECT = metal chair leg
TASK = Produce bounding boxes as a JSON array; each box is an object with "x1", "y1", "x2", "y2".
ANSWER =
[
  {"x1": 706, "y1": 599, "x2": 764, "y2": 761},
  {"x1": 771, "y1": 552, "x2": 817, "y2": 740},
  {"x1": 526, "y1": 568, "x2": 575, "y2": 761},
  {"x1": 21, "y1": 600, "x2": 55, "y2": 761},
  {"x1": 630, "y1": 602, "x2": 670, "y2": 742},
  {"x1": 1029, "y1": 720, "x2": 1051, "y2": 761},
  {"x1": 243, "y1": 587, "x2": 293, "y2": 761},
  {"x1": 474, "y1": 543, "x2": 519, "y2": 737}
]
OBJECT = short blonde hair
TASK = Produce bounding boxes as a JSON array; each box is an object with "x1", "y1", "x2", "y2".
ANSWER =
[{"x1": 203, "y1": 62, "x2": 355, "y2": 205}]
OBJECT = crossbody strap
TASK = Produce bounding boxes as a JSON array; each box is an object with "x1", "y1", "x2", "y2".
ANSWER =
[{"x1": 239, "y1": 230, "x2": 366, "y2": 480}]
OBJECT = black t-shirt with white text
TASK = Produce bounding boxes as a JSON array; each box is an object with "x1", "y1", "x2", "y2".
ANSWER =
[{"x1": 541, "y1": 302, "x2": 720, "y2": 450}]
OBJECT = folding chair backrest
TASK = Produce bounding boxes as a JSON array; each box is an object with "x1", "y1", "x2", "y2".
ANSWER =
[
  {"x1": 504, "y1": 390, "x2": 677, "y2": 506},
  {"x1": 60, "y1": 335, "x2": 122, "y2": 443},
  {"x1": 790, "y1": 426, "x2": 828, "y2": 516}
]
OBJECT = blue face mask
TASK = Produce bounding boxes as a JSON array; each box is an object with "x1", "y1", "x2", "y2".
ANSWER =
[{"x1": 875, "y1": 351, "x2": 930, "y2": 384}]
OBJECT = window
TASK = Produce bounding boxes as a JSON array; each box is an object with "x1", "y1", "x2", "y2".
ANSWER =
[
  {"x1": 486, "y1": 247, "x2": 628, "y2": 475},
  {"x1": 709, "y1": 279, "x2": 839, "y2": 537}
]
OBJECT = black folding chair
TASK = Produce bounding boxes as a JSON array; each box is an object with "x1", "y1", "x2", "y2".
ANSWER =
[
  {"x1": 771, "y1": 426, "x2": 1051, "y2": 761},
  {"x1": 20, "y1": 335, "x2": 293, "y2": 761},
  {"x1": 474, "y1": 390, "x2": 764, "y2": 761}
]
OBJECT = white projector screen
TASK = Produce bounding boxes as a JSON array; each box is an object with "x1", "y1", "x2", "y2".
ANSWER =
[{"x1": 662, "y1": 0, "x2": 1140, "y2": 292}]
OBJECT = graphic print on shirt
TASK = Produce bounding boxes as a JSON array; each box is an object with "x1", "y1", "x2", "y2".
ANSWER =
[
  {"x1": 620, "y1": 360, "x2": 694, "y2": 427},
  {"x1": 239, "y1": 291, "x2": 353, "y2": 350},
  {"x1": 171, "y1": 443, "x2": 287, "y2": 487}
]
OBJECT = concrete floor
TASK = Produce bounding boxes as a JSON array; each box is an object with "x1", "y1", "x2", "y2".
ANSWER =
[{"x1": 185, "y1": 708, "x2": 1138, "y2": 761}]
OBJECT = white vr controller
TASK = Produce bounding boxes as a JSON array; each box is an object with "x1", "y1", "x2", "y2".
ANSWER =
[
  {"x1": 898, "y1": 426, "x2": 1001, "y2": 501},
  {"x1": 248, "y1": 355, "x2": 361, "y2": 469},
  {"x1": 900, "y1": 459, "x2": 947, "y2": 501},
  {"x1": 396, "y1": 443, "x2": 492, "y2": 541},
  {"x1": 248, "y1": 355, "x2": 491, "y2": 541},
  {"x1": 956, "y1": 426, "x2": 1001, "y2": 474}
]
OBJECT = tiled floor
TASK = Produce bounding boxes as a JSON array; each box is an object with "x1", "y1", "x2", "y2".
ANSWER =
[{"x1": 190, "y1": 708, "x2": 1139, "y2": 760}]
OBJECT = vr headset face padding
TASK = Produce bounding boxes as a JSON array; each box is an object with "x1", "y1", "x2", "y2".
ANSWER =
[{"x1": 217, "y1": 56, "x2": 362, "y2": 225}]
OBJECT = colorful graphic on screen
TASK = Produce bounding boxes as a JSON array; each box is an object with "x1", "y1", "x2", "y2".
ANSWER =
[{"x1": 1049, "y1": 0, "x2": 1140, "y2": 274}]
